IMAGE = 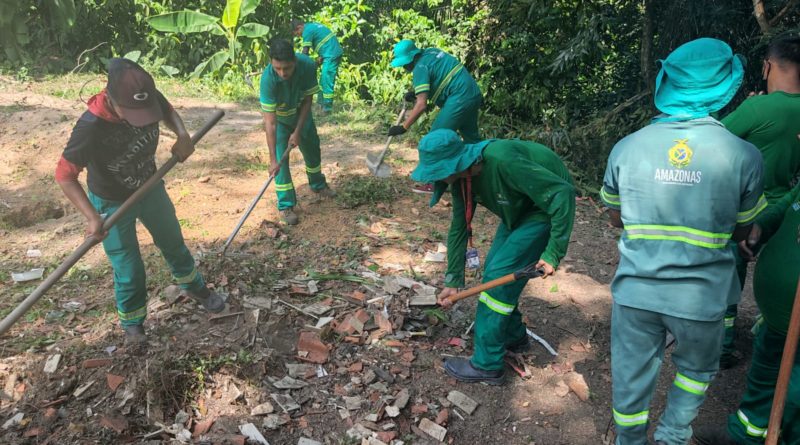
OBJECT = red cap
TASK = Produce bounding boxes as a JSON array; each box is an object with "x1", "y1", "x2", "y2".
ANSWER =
[{"x1": 106, "y1": 58, "x2": 164, "y2": 126}]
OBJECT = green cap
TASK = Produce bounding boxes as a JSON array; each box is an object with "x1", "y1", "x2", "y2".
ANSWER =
[
  {"x1": 390, "y1": 39, "x2": 422, "y2": 68},
  {"x1": 654, "y1": 37, "x2": 745, "y2": 118}
]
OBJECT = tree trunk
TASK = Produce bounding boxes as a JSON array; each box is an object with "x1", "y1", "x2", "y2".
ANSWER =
[
  {"x1": 753, "y1": 0, "x2": 771, "y2": 34},
  {"x1": 640, "y1": 0, "x2": 654, "y2": 92}
]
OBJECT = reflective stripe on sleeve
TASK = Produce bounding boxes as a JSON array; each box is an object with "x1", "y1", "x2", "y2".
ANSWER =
[
  {"x1": 275, "y1": 182, "x2": 294, "y2": 192},
  {"x1": 600, "y1": 186, "x2": 620, "y2": 206},
  {"x1": 737, "y1": 194, "x2": 768, "y2": 224},
  {"x1": 261, "y1": 102, "x2": 277, "y2": 112}
]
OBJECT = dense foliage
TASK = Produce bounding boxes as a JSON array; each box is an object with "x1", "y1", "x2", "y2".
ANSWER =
[{"x1": 2, "y1": 0, "x2": 798, "y2": 188}]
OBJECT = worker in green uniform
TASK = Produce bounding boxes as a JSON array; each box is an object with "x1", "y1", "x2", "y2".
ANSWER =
[
  {"x1": 716, "y1": 35, "x2": 800, "y2": 368},
  {"x1": 693, "y1": 183, "x2": 800, "y2": 444},
  {"x1": 414, "y1": 129, "x2": 575, "y2": 385},
  {"x1": 260, "y1": 39, "x2": 335, "y2": 226},
  {"x1": 291, "y1": 19, "x2": 343, "y2": 113},
  {"x1": 600, "y1": 38, "x2": 766, "y2": 445},
  {"x1": 389, "y1": 39, "x2": 483, "y2": 194}
]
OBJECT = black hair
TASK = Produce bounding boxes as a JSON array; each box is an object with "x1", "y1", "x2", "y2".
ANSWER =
[
  {"x1": 767, "y1": 35, "x2": 800, "y2": 67},
  {"x1": 290, "y1": 19, "x2": 304, "y2": 30},
  {"x1": 269, "y1": 38, "x2": 296, "y2": 62}
]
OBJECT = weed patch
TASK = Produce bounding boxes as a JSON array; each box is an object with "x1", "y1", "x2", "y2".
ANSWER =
[{"x1": 333, "y1": 174, "x2": 409, "y2": 209}]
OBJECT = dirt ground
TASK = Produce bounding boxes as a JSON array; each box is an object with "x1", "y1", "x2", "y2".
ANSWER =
[{"x1": 0, "y1": 75, "x2": 759, "y2": 445}]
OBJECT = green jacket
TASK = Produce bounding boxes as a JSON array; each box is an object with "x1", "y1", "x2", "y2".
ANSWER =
[{"x1": 444, "y1": 139, "x2": 576, "y2": 287}]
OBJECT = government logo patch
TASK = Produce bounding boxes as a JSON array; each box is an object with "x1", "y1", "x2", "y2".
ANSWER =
[{"x1": 668, "y1": 139, "x2": 693, "y2": 169}]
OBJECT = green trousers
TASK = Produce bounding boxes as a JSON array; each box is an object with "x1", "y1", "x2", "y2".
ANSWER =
[
  {"x1": 431, "y1": 93, "x2": 482, "y2": 144},
  {"x1": 471, "y1": 219, "x2": 550, "y2": 371},
  {"x1": 722, "y1": 249, "x2": 749, "y2": 358},
  {"x1": 727, "y1": 325, "x2": 800, "y2": 444},
  {"x1": 89, "y1": 183, "x2": 205, "y2": 326},
  {"x1": 274, "y1": 117, "x2": 328, "y2": 210},
  {"x1": 611, "y1": 302, "x2": 723, "y2": 445},
  {"x1": 318, "y1": 56, "x2": 340, "y2": 111}
]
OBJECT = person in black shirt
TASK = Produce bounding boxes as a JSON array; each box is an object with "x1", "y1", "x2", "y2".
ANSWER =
[{"x1": 55, "y1": 58, "x2": 224, "y2": 347}]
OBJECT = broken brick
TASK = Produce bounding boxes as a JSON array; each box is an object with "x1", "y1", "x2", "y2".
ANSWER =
[
  {"x1": 400, "y1": 351, "x2": 415, "y2": 363},
  {"x1": 23, "y1": 428, "x2": 41, "y2": 437},
  {"x1": 435, "y1": 409, "x2": 449, "y2": 426},
  {"x1": 192, "y1": 418, "x2": 214, "y2": 438},
  {"x1": 106, "y1": 373, "x2": 124, "y2": 391},
  {"x1": 99, "y1": 415, "x2": 128, "y2": 433},
  {"x1": 411, "y1": 404, "x2": 428, "y2": 415},
  {"x1": 348, "y1": 362, "x2": 363, "y2": 373},
  {"x1": 376, "y1": 431, "x2": 397, "y2": 442},
  {"x1": 297, "y1": 332, "x2": 330, "y2": 364},
  {"x1": 82, "y1": 358, "x2": 112, "y2": 369}
]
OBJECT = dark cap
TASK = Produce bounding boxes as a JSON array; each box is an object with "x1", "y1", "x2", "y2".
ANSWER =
[{"x1": 106, "y1": 58, "x2": 164, "y2": 126}]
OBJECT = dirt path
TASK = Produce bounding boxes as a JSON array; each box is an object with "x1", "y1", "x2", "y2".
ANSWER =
[{"x1": 0, "y1": 76, "x2": 758, "y2": 444}]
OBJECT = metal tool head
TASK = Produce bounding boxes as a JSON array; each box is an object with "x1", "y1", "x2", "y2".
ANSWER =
[{"x1": 366, "y1": 153, "x2": 392, "y2": 178}]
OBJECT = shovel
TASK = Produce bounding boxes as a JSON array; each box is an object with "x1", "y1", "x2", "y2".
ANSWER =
[
  {"x1": 0, "y1": 110, "x2": 225, "y2": 337},
  {"x1": 220, "y1": 144, "x2": 295, "y2": 255},
  {"x1": 439, "y1": 263, "x2": 545, "y2": 307},
  {"x1": 366, "y1": 105, "x2": 407, "y2": 178}
]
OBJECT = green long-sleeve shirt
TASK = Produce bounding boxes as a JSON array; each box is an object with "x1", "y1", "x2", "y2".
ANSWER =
[
  {"x1": 753, "y1": 183, "x2": 800, "y2": 334},
  {"x1": 444, "y1": 139, "x2": 576, "y2": 288}
]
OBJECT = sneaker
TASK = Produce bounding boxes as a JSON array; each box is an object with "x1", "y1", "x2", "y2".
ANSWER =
[
  {"x1": 280, "y1": 207, "x2": 299, "y2": 225},
  {"x1": 122, "y1": 324, "x2": 147, "y2": 348},
  {"x1": 186, "y1": 287, "x2": 226, "y2": 313},
  {"x1": 313, "y1": 186, "x2": 337, "y2": 198},
  {"x1": 412, "y1": 183, "x2": 434, "y2": 194},
  {"x1": 443, "y1": 357, "x2": 505, "y2": 385}
]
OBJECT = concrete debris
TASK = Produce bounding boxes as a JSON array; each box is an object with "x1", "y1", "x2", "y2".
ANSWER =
[
  {"x1": 418, "y1": 418, "x2": 447, "y2": 441},
  {"x1": 271, "y1": 394, "x2": 300, "y2": 412},
  {"x1": 239, "y1": 422, "x2": 269, "y2": 444},
  {"x1": 297, "y1": 438, "x2": 322, "y2": 445},
  {"x1": 286, "y1": 363, "x2": 315, "y2": 379},
  {"x1": 447, "y1": 391, "x2": 478, "y2": 415},
  {"x1": 409, "y1": 295, "x2": 437, "y2": 306},
  {"x1": 262, "y1": 414, "x2": 289, "y2": 430},
  {"x1": 423, "y1": 251, "x2": 446, "y2": 263},
  {"x1": 273, "y1": 376, "x2": 308, "y2": 389},
  {"x1": 393, "y1": 389, "x2": 410, "y2": 410},
  {"x1": 251, "y1": 402, "x2": 274, "y2": 416},
  {"x1": 2, "y1": 412, "x2": 24, "y2": 430},
  {"x1": 43, "y1": 354, "x2": 61, "y2": 374}
]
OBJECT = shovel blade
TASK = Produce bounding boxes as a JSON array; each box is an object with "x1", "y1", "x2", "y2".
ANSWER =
[{"x1": 366, "y1": 154, "x2": 391, "y2": 178}]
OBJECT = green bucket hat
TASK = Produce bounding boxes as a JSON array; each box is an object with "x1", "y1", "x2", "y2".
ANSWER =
[
  {"x1": 390, "y1": 39, "x2": 422, "y2": 68},
  {"x1": 654, "y1": 37, "x2": 745, "y2": 118},
  {"x1": 411, "y1": 129, "x2": 493, "y2": 206}
]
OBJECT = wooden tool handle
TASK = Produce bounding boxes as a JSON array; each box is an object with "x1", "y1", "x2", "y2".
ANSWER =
[
  {"x1": 765, "y1": 276, "x2": 800, "y2": 445},
  {"x1": 443, "y1": 273, "x2": 516, "y2": 305}
]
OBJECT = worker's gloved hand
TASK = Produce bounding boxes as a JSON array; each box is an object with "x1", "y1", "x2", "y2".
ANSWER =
[
  {"x1": 404, "y1": 91, "x2": 417, "y2": 103},
  {"x1": 388, "y1": 125, "x2": 407, "y2": 137}
]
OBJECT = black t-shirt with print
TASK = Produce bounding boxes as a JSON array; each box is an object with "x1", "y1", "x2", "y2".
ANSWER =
[{"x1": 62, "y1": 101, "x2": 168, "y2": 201}]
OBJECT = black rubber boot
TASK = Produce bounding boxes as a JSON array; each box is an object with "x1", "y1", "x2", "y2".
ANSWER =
[
  {"x1": 186, "y1": 287, "x2": 226, "y2": 313},
  {"x1": 692, "y1": 424, "x2": 739, "y2": 445},
  {"x1": 444, "y1": 357, "x2": 505, "y2": 385},
  {"x1": 506, "y1": 337, "x2": 531, "y2": 354}
]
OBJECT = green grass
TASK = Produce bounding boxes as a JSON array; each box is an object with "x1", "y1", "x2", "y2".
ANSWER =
[{"x1": 333, "y1": 174, "x2": 409, "y2": 209}]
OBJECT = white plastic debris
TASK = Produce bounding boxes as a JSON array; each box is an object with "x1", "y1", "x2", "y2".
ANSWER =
[
  {"x1": 11, "y1": 268, "x2": 44, "y2": 282},
  {"x1": 43, "y1": 354, "x2": 61, "y2": 374},
  {"x1": 526, "y1": 328, "x2": 558, "y2": 356},
  {"x1": 26, "y1": 249, "x2": 42, "y2": 258}
]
